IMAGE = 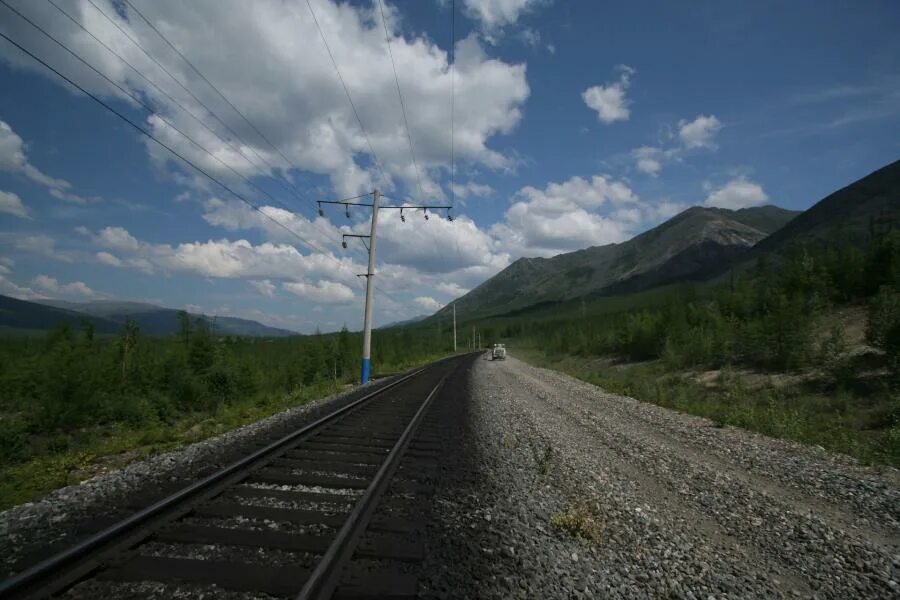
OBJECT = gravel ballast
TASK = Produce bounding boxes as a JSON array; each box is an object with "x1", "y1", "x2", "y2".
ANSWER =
[
  {"x1": 420, "y1": 355, "x2": 899, "y2": 599},
  {"x1": 0, "y1": 376, "x2": 399, "y2": 578}
]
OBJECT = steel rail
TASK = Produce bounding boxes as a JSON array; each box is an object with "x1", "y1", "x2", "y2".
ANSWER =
[
  {"x1": 297, "y1": 375, "x2": 448, "y2": 599},
  {"x1": 0, "y1": 367, "x2": 428, "y2": 599}
]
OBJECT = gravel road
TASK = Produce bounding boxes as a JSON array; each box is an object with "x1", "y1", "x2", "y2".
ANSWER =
[{"x1": 421, "y1": 354, "x2": 899, "y2": 599}]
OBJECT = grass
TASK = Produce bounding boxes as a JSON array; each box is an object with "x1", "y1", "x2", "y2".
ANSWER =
[
  {"x1": 0, "y1": 380, "x2": 344, "y2": 511},
  {"x1": 518, "y1": 350, "x2": 900, "y2": 469},
  {"x1": 550, "y1": 503, "x2": 604, "y2": 544}
]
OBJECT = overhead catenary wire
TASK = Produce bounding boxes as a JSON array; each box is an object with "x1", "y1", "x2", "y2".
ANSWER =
[
  {"x1": 0, "y1": 16, "x2": 368, "y2": 295},
  {"x1": 58, "y1": 0, "x2": 390, "y2": 293},
  {"x1": 81, "y1": 0, "x2": 323, "y2": 214},
  {"x1": 376, "y1": 0, "x2": 425, "y2": 201},
  {"x1": 450, "y1": 0, "x2": 456, "y2": 208},
  {"x1": 7, "y1": 0, "x2": 324, "y2": 252},
  {"x1": 119, "y1": 0, "x2": 310, "y2": 193},
  {"x1": 304, "y1": 0, "x2": 389, "y2": 188}
]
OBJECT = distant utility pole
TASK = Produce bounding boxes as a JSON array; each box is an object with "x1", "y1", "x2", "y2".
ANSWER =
[
  {"x1": 321, "y1": 190, "x2": 451, "y2": 384},
  {"x1": 453, "y1": 302, "x2": 457, "y2": 353}
]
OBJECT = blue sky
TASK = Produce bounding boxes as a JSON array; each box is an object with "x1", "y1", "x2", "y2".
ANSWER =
[{"x1": 0, "y1": 0, "x2": 898, "y2": 332}]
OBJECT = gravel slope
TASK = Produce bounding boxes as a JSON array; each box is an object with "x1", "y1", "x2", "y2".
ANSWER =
[{"x1": 422, "y1": 355, "x2": 899, "y2": 599}]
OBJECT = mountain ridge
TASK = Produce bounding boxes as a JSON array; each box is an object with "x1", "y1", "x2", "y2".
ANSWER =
[
  {"x1": 4, "y1": 297, "x2": 297, "y2": 337},
  {"x1": 439, "y1": 204, "x2": 800, "y2": 319}
]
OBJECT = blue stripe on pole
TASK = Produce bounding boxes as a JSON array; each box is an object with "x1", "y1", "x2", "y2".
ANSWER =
[{"x1": 360, "y1": 358, "x2": 371, "y2": 384}]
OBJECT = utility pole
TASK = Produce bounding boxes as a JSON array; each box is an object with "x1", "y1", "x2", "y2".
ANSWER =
[
  {"x1": 453, "y1": 302, "x2": 457, "y2": 353},
  {"x1": 320, "y1": 190, "x2": 451, "y2": 384},
  {"x1": 360, "y1": 189, "x2": 380, "y2": 384}
]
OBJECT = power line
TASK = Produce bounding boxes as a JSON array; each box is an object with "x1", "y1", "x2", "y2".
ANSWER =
[
  {"x1": 9, "y1": 0, "x2": 313, "y2": 240},
  {"x1": 83, "y1": 0, "x2": 316, "y2": 213},
  {"x1": 376, "y1": 0, "x2": 424, "y2": 200},
  {"x1": 0, "y1": 16, "x2": 367, "y2": 295},
  {"x1": 72, "y1": 0, "x2": 383, "y2": 276},
  {"x1": 304, "y1": 0, "x2": 388, "y2": 187},
  {"x1": 450, "y1": 0, "x2": 456, "y2": 208},
  {"x1": 121, "y1": 0, "x2": 303, "y2": 182}
]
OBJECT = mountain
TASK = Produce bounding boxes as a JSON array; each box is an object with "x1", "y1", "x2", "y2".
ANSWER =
[
  {"x1": 380, "y1": 314, "x2": 428, "y2": 329},
  {"x1": 439, "y1": 204, "x2": 800, "y2": 319},
  {"x1": 21, "y1": 298, "x2": 297, "y2": 337},
  {"x1": 0, "y1": 295, "x2": 121, "y2": 334},
  {"x1": 747, "y1": 159, "x2": 900, "y2": 257}
]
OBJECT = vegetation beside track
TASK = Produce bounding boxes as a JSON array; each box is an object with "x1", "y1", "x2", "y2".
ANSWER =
[
  {"x1": 0, "y1": 321, "x2": 449, "y2": 511},
  {"x1": 472, "y1": 231, "x2": 900, "y2": 467}
]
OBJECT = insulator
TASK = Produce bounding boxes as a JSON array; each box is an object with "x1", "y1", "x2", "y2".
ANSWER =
[
  {"x1": 345, "y1": 204, "x2": 350, "y2": 218},
  {"x1": 400, "y1": 208, "x2": 405, "y2": 222}
]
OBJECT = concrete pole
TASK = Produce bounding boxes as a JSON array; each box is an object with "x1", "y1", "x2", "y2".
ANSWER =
[
  {"x1": 453, "y1": 302, "x2": 457, "y2": 353},
  {"x1": 360, "y1": 188, "x2": 380, "y2": 384}
]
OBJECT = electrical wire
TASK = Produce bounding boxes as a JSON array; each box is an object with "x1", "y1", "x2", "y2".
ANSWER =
[
  {"x1": 450, "y1": 0, "x2": 456, "y2": 209},
  {"x1": 0, "y1": 16, "x2": 368, "y2": 295},
  {"x1": 304, "y1": 0, "x2": 389, "y2": 187},
  {"x1": 376, "y1": 0, "x2": 424, "y2": 201}
]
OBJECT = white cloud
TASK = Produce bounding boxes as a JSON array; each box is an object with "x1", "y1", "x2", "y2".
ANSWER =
[
  {"x1": 0, "y1": 120, "x2": 92, "y2": 203},
  {"x1": 95, "y1": 251, "x2": 122, "y2": 267},
  {"x1": 77, "y1": 225, "x2": 363, "y2": 284},
  {"x1": 705, "y1": 176, "x2": 768, "y2": 209},
  {"x1": 632, "y1": 146, "x2": 664, "y2": 176},
  {"x1": 449, "y1": 181, "x2": 494, "y2": 200},
  {"x1": 283, "y1": 280, "x2": 355, "y2": 304},
  {"x1": 582, "y1": 65, "x2": 635, "y2": 124},
  {"x1": 0, "y1": 190, "x2": 29, "y2": 218},
  {"x1": 9, "y1": 234, "x2": 73, "y2": 262},
  {"x1": 0, "y1": 274, "x2": 42, "y2": 299},
  {"x1": 31, "y1": 274, "x2": 94, "y2": 297},
  {"x1": 249, "y1": 279, "x2": 276, "y2": 296},
  {"x1": 1, "y1": 3, "x2": 529, "y2": 199},
  {"x1": 631, "y1": 114, "x2": 722, "y2": 176},
  {"x1": 94, "y1": 226, "x2": 140, "y2": 251},
  {"x1": 436, "y1": 281, "x2": 469, "y2": 297},
  {"x1": 678, "y1": 114, "x2": 722, "y2": 149},
  {"x1": 413, "y1": 295, "x2": 443, "y2": 312},
  {"x1": 490, "y1": 174, "x2": 640, "y2": 257},
  {"x1": 462, "y1": 0, "x2": 548, "y2": 31}
]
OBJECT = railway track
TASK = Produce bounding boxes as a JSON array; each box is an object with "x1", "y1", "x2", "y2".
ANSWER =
[{"x1": 1, "y1": 356, "x2": 470, "y2": 599}]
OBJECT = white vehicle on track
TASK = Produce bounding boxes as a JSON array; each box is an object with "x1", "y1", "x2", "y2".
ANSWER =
[{"x1": 491, "y1": 343, "x2": 507, "y2": 360}]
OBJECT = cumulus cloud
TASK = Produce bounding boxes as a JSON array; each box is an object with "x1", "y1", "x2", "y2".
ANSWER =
[
  {"x1": 678, "y1": 114, "x2": 722, "y2": 149},
  {"x1": 0, "y1": 190, "x2": 29, "y2": 218},
  {"x1": 249, "y1": 279, "x2": 276, "y2": 296},
  {"x1": 413, "y1": 295, "x2": 443, "y2": 312},
  {"x1": 76, "y1": 224, "x2": 363, "y2": 284},
  {"x1": 461, "y1": 0, "x2": 548, "y2": 31},
  {"x1": 436, "y1": 281, "x2": 469, "y2": 297},
  {"x1": 582, "y1": 65, "x2": 635, "y2": 124},
  {"x1": 95, "y1": 251, "x2": 122, "y2": 267},
  {"x1": 31, "y1": 274, "x2": 94, "y2": 297},
  {"x1": 491, "y1": 174, "x2": 640, "y2": 257},
  {"x1": 705, "y1": 176, "x2": 768, "y2": 209},
  {"x1": 0, "y1": 2, "x2": 529, "y2": 199},
  {"x1": 449, "y1": 181, "x2": 494, "y2": 200},
  {"x1": 0, "y1": 120, "x2": 92, "y2": 203},
  {"x1": 283, "y1": 280, "x2": 355, "y2": 304},
  {"x1": 631, "y1": 114, "x2": 722, "y2": 176}
]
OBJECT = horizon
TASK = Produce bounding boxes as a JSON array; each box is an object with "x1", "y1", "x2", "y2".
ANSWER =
[{"x1": 1, "y1": 1, "x2": 898, "y2": 333}]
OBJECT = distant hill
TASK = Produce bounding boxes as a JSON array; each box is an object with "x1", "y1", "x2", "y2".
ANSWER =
[
  {"x1": 0, "y1": 295, "x2": 121, "y2": 334},
  {"x1": 438, "y1": 204, "x2": 799, "y2": 319},
  {"x1": 380, "y1": 314, "x2": 428, "y2": 329},
  {"x1": 17, "y1": 298, "x2": 297, "y2": 337}
]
